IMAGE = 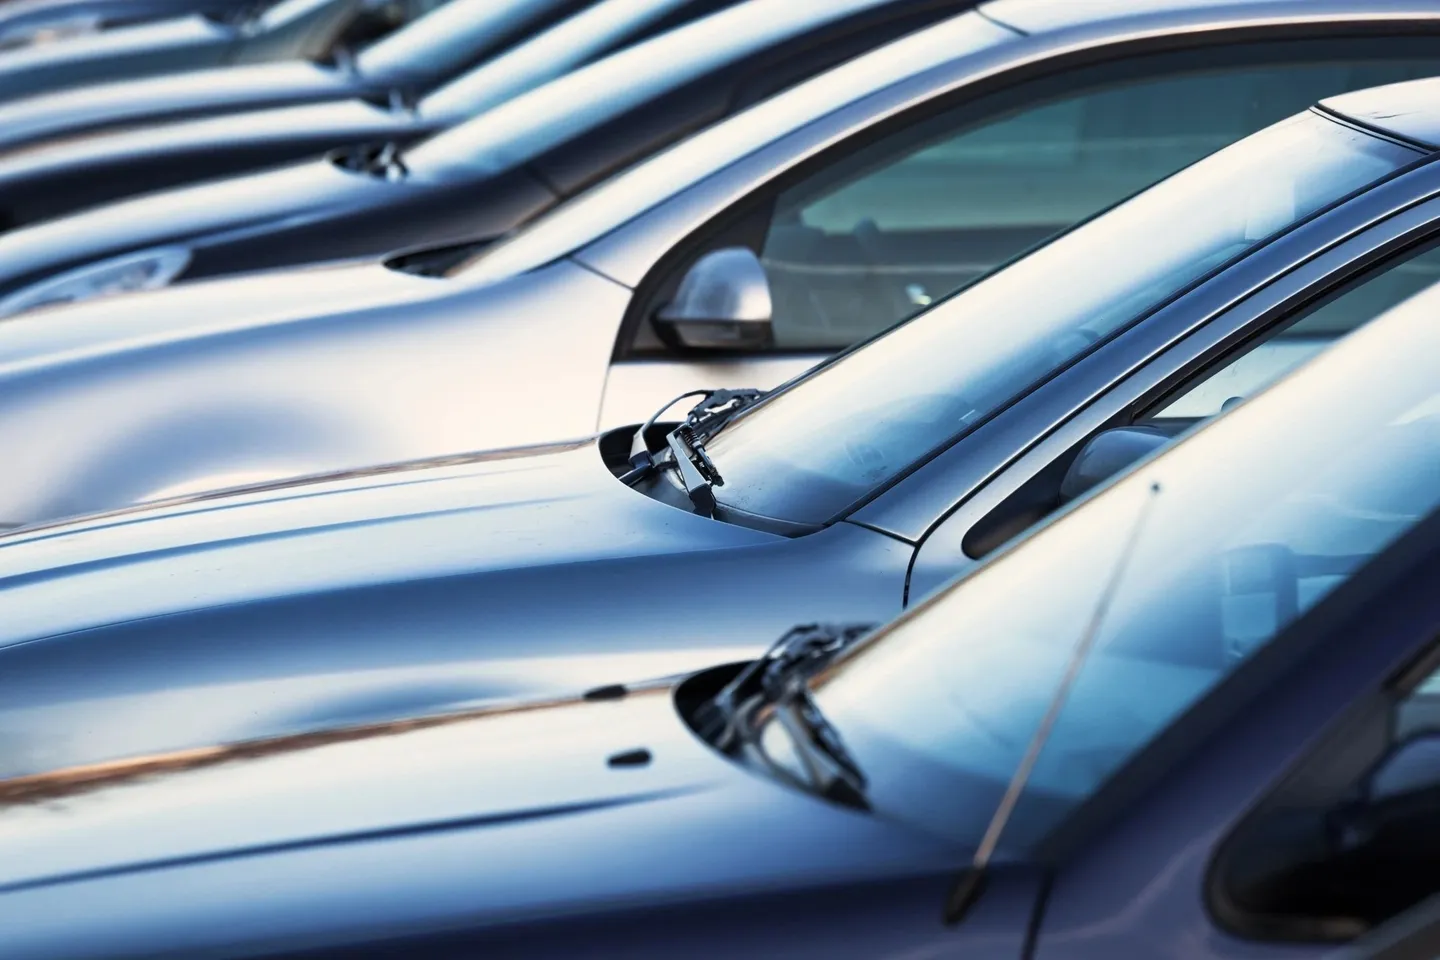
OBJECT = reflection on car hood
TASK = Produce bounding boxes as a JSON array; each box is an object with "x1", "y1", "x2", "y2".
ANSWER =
[
  {"x1": 0, "y1": 60, "x2": 355, "y2": 152},
  {"x1": 0, "y1": 437, "x2": 774, "y2": 651},
  {"x1": 0, "y1": 13, "x2": 229, "y2": 81},
  {"x1": 0, "y1": 688, "x2": 960, "y2": 932},
  {"x1": 0, "y1": 157, "x2": 402, "y2": 285},
  {"x1": 0, "y1": 256, "x2": 434, "y2": 370}
]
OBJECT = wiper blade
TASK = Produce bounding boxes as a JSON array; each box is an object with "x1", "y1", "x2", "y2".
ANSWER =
[
  {"x1": 697, "y1": 622, "x2": 874, "y2": 811},
  {"x1": 620, "y1": 387, "x2": 763, "y2": 515}
]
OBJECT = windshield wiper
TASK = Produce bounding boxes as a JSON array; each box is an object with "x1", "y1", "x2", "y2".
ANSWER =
[
  {"x1": 620, "y1": 387, "x2": 763, "y2": 516},
  {"x1": 696, "y1": 622, "x2": 874, "y2": 811}
]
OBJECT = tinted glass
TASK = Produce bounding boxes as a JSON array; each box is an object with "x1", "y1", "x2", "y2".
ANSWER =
[
  {"x1": 794, "y1": 279, "x2": 1440, "y2": 854},
  {"x1": 1155, "y1": 244, "x2": 1440, "y2": 418},
  {"x1": 705, "y1": 112, "x2": 1417, "y2": 525},
  {"x1": 760, "y1": 57, "x2": 1440, "y2": 349}
]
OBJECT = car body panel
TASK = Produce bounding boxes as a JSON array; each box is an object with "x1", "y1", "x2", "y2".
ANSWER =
[
  {"x1": 0, "y1": 429, "x2": 911, "y2": 777},
  {"x1": 0, "y1": 100, "x2": 430, "y2": 229},
  {"x1": 0, "y1": 690, "x2": 1045, "y2": 960},
  {"x1": 0, "y1": 60, "x2": 365, "y2": 153},
  {"x1": 0, "y1": 0, "x2": 367, "y2": 104},
  {"x1": 1323, "y1": 74, "x2": 1440, "y2": 149}
]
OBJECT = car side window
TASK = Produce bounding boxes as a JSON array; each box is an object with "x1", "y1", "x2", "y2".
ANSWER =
[
  {"x1": 958, "y1": 240, "x2": 1440, "y2": 562},
  {"x1": 1214, "y1": 655, "x2": 1440, "y2": 944},
  {"x1": 1154, "y1": 245, "x2": 1440, "y2": 419},
  {"x1": 758, "y1": 50, "x2": 1440, "y2": 351}
]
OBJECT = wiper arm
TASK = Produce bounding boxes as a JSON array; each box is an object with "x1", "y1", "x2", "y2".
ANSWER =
[
  {"x1": 696, "y1": 622, "x2": 874, "y2": 811},
  {"x1": 620, "y1": 387, "x2": 763, "y2": 516}
]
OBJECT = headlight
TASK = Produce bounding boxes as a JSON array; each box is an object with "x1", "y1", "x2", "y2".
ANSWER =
[{"x1": 0, "y1": 247, "x2": 192, "y2": 318}]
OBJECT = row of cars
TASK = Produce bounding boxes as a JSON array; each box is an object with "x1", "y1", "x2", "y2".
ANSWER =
[{"x1": 3, "y1": 0, "x2": 1440, "y2": 955}]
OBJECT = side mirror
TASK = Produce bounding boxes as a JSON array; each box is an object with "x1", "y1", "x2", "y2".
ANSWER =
[
  {"x1": 1058, "y1": 426, "x2": 1170, "y2": 503},
  {"x1": 655, "y1": 247, "x2": 773, "y2": 350}
]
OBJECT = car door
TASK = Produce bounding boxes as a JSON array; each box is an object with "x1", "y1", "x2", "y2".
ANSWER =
[
  {"x1": 897, "y1": 175, "x2": 1440, "y2": 604},
  {"x1": 596, "y1": 24, "x2": 1440, "y2": 432}
]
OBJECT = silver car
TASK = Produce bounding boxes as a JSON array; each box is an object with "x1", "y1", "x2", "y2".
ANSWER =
[
  {"x1": 3, "y1": 0, "x2": 1440, "y2": 526},
  {"x1": 0, "y1": 0, "x2": 447, "y2": 103},
  {"x1": 4, "y1": 75, "x2": 1440, "y2": 781}
]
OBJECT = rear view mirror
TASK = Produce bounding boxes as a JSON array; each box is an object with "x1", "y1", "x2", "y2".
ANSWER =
[
  {"x1": 1059, "y1": 425, "x2": 1170, "y2": 502},
  {"x1": 655, "y1": 247, "x2": 773, "y2": 350}
]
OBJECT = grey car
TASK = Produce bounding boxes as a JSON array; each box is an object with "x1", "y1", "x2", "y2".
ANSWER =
[
  {"x1": 0, "y1": 0, "x2": 699, "y2": 157},
  {"x1": 2, "y1": 0, "x2": 1440, "y2": 529},
  {"x1": 4, "y1": 75, "x2": 1440, "y2": 785},
  {"x1": 0, "y1": 232, "x2": 1438, "y2": 959},
  {"x1": 0, "y1": 0, "x2": 739, "y2": 230},
  {"x1": 0, "y1": 0, "x2": 447, "y2": 103}
]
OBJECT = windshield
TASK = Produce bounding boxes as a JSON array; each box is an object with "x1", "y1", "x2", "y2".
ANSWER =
[
  {"x1": 786, "y1": 275, "x2": 1440, "y2": 856},
  {"x1": 702, "y1": 111, "x2": 1419, "y2": 525},
  {"x1": 407, "y1": 0, "x2": 904, "y2": 177}
]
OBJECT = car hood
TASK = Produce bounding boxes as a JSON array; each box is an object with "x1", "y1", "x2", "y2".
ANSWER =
[
  {"x1": 0, "y1": 437, "x2": 776, "y2": 653},
  {"x1": 0, "y1": 688, "x2": 966, "y2": 929},
  {"x1": 0, "y1": 255, "x2": 437, "y2": 370},
  {"x1": 0, "y1": 97, "x2": 414, "y2": 190},
  {"x1": 0, "y1": 60, "x2": 360, "y2": 152},
  {"x1": 0, "y1": 158, "x2": 413, "y2": 294},
  {"x1": 0, "y1": 14, "x2": 231, "y2": 102}
]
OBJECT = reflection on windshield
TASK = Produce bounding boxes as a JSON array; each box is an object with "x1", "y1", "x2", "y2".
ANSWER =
[
  {"x1": 704, "y1": 111, "x2": 1419, "y2": 525},
  {"x1": 802, "y1": 281, "x2": 1440, "y2": 854}
]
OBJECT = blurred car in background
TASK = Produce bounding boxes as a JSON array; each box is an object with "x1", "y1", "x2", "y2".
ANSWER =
[
  {"x1": 1, "y1": 247, "x2": 1438, "y2": 959},
  {"x1": 3, "y1": 0, "x2": 1438, "y2": 304},
  {"x1": 0, "y1": 0, "x2": 947, "y2": 231},
  {"x1": 0, "y1": 0, "x2": 262, "y2": 51},
  {"x1": 0, "y1": 0, "x2": 1435, "y2": 525},
  {"x1": 0, "y1": 79, "x2": 1438, "y2": 784},
  {"x1": 0, "y1": 0, "x2": 453, "y2": 103},
  {"x1": 0, "y1": 0, "x2": 708, "y2": 158}
]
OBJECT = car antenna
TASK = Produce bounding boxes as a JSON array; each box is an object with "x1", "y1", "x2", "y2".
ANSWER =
[{"x1": 943, "y1": 480, "x2": 1163, "y2": 925}]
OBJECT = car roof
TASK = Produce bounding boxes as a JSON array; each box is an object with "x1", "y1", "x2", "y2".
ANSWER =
[
  {"x1": 978, "y1": 0, "x2": 1425, "y2": 35},
  {"x1": 1323, "y1": 75, "x2": 1440, "y2": 151}
]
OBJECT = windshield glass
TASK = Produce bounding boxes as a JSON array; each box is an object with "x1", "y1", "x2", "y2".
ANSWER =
[
  {"x1": 408, "y1": 0, "x2": 900, "y2": 176},
  {"x1": 703, "y1": 111, "x2": 1418, "y2": 525},
  {"x1": 790, "y1": 279, "x2": 1440, "y2": 855}
]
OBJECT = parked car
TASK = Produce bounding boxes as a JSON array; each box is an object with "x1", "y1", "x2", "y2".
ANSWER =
[
  {"x1": 0, "y1": 0, "x2": 707, "y2": 162},
  {"x1": 1, "y1": 77, "x2": 1440, "y2": 782},
  {"x1": 4, "y1": 0, "x2": 1439, "y2": 304},
  {"x1": 0, "y1": 0, "x2": 262, "y2": 51},
  {"x1": 0, "y1": 0, "x2": 954, "y2": 231},
  {"x1": 1, "y1": 0, "x2": 1438, "y2": 525},
  {"x1": 0, "y1": 0, "x2": 452, "y2": 103},
  {"x1": 3, "y1": 251, "x2": 1440, "y2": 959}
]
